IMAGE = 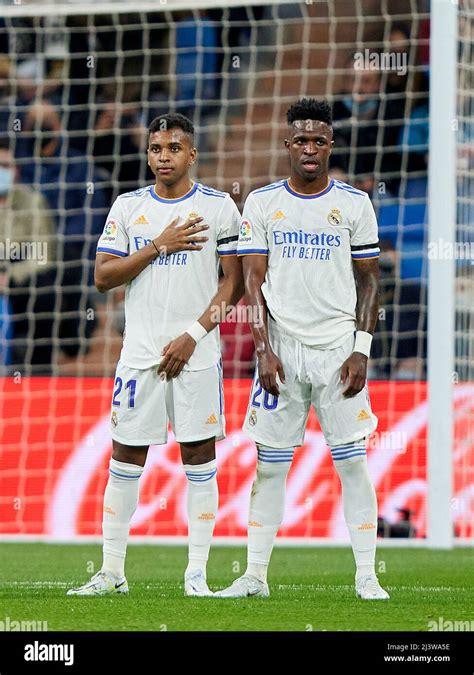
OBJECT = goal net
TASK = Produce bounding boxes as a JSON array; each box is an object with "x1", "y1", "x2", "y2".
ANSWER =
[{"x1": 0, "y1": 0, "x2": 471, "y2": 544}]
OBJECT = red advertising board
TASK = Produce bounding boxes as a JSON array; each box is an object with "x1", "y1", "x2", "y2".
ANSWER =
[{"x1": 1, "y1": 379, "x2": 473, "y2": 539}]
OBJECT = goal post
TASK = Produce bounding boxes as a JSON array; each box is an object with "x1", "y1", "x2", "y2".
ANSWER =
[{"x1": 427, "y1": 0, "x2": 457, "y2": 549}]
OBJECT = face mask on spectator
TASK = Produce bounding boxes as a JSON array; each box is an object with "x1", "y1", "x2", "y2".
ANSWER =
[
  {"x1": 343, "y1": 95, "x2": 378, "y2": 116},
  {"x1": 0, "y1": 166, "x2": 13, "y2": 195}
]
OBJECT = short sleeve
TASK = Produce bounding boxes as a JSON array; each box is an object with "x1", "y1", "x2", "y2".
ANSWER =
[
  {"x1": 216, "y1": 195, "x2": 240, "y2": 256},
  {"x1": 350, "y1": 194, "x2": 380, "y2": 260},
  {"x1": 96, "y1": 198, "x2": 129, "y2": 257},
  {"x1": 237, "y1": 192, "x2": 268, "y2": 256}
]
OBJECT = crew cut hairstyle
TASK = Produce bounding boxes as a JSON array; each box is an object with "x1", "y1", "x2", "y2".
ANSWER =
[{"x1": 148, "y1": 113, "x2": 194, "y2": 139}]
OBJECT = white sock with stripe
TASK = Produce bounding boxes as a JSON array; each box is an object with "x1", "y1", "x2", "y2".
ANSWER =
[
  {"x1": 102, "y1": 458, "x2": 144, "y2": 579},
  {"x1": 184, "y1": 459, "x2": 218, "y2": 577},
  {"x1": 245, "y1": 445, "x2": 294, "y2": 583},
  {"x1": 330, "y1": 440, "x2": 377, "y2": 581}
]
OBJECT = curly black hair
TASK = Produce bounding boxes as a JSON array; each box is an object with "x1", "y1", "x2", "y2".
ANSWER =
[{"x1": 287, "y1": 98, "x2": 333, "y2": 127}]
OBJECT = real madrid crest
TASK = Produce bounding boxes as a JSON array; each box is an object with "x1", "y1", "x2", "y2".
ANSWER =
[
  {"x1": 111, "y1": 411, "x2": 118, "y2": 428},
  {"x1": 249, "y1": 409, "x2": 257, "y2": 426},
  {"x1": 327, "y1": 208, "x2": 342, "y2": 226}
]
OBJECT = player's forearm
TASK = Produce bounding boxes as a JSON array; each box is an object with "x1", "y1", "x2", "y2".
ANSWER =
[
  {"x1": 244, "y1": 271, "x2": 272, "y2": 354},
  {"x1": 95, "y1": 244, "x2": 157, "y2": 292},
  {"x1": 197, "y1": 273, "x2": 245, "y2": 332},
  {"x1": 354, "y1": 264, "x2": 379, "y2": 334}
]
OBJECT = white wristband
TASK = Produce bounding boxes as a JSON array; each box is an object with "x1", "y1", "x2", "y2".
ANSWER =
[
  {"x1": 353, "y1": 331, "x2": 373, "y2": 358},
  {"x1": 185, "y1": 321, "x2": 208, "y2": 343}
]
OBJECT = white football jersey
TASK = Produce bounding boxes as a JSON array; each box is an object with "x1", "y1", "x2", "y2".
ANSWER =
[
  {"x1": 97, "y1": 182, "x2": 240, "y2": 370},
  {"x1": 237, "y1": 178, "x2": 380, "y2": 348}
]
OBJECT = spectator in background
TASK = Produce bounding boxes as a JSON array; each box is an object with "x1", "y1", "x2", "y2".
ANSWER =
[
  {"x1": 170, "y1": 10, "x2": 220, "y2": 152},
  {"x1": 332, "y1": 55, "x2": 404, "y2": 187},
  {"x1": 398, "y1": 87, "x2": 429, "y2": 174},
  {"x1": 370, "y1": 240, "x2": 427, "y2": 380},
  {"x1": 0, "y1": 55, "x2": 13, "y2": 134},
  {"x1": 354, "y1": 173, "x2": 397, "y2": 207},
  {"x1": 385, "y1": 22, "x2": 429, "y2": 175},
  {"x1": 13, "y1": 103, "x2": 103, "y2": 363},
  {"x1": 0, "y1": 138, "x2": 58, "y2": 368},
  {"x1": 16, "y1": 101, "x2": 108, "y2": 277},
  {"x1": 92, "y1": 80, "x2": 150, "y2": 198}
]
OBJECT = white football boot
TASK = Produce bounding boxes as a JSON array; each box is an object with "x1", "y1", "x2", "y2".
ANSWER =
[
  {"x1": 355, "y1": 574, "x2": 390, "y2": 600},
  {"x1": 214, "y1": 574, "x2": 270, "y2": 598},
  {"x1": 184, "y1": 570, "x2": 213, "y2": 597},
  {"x1": 67, "y1": 570, "x2": 129, "y2": 596}
]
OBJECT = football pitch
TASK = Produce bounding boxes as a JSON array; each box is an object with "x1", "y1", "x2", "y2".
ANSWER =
[{"x1": 0, "y1": 544, "x2": 472, "y2": 632}]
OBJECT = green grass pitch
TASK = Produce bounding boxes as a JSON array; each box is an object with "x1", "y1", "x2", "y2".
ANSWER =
[{"x1": 0, "y1": 544, "x2": 472, "y2": 632}]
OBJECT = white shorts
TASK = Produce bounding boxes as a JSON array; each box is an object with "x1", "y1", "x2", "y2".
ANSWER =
[
  {"x1": 110, "y1": 361, "x2": 225, "y2": 446},
  {"x1": 243, "y1": 325, "x2": 378, "y2": 448}
]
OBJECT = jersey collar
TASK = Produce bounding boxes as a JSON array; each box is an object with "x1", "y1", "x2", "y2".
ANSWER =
[
  {"x1": 149, "y1": 181, "x2": 197, "y2": 203},
  {"x1": 284, "y1": 178, "x2": 334, "y2": 199}
]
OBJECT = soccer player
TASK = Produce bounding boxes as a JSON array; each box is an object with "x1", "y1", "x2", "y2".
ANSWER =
[
  {"x1": 215, "y1": 98, "x2": 389, "y2": 600},
  {"x1": 67, "y1": 113, "x2": 243, "y2": 597}
]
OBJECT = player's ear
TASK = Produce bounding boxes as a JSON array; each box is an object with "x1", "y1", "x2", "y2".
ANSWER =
[
  {"x1": 189, "y1": 146, "x2": 197, "y2": 165},
  {"x1": 329, "y1": 139, "x2": 334, "y2": 155},
  {"x1": 284, "y1": 138, "x2": 290, "y2": 151}
]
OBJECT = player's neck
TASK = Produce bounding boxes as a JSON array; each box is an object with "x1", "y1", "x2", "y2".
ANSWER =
[
  {"x1": 154, "y1": 177, "x2": 194, "y2": 200},
  {"x1": 288, "y1": 174, "x2": 330, "y2": 196}
]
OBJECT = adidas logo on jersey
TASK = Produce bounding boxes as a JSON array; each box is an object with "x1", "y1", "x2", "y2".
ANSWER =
[
  {"x1": 271, "y1": 210, "x2": 286, "y2": 220},
  {"x1": 133, "y1": 214, "x2": 149, "y2": 224},
  {"x1": 206, "y1": 413, "x2": 218, "y2": 424},
  {"x1": 357, "y1": 409, "x2": 370, "y2": 421}
]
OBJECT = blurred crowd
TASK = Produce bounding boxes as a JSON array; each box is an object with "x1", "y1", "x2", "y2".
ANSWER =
[{"x1": 0, "y1": 8, "x2": 471, "y2": 377}]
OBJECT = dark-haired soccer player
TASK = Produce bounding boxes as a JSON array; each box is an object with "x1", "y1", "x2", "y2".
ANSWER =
[
  {"x1": 67, "y1": 113, "x2": 243, "y2": 597},
  {"x1": 216, "y1": 98, "x2": 389, "y2": 600}
]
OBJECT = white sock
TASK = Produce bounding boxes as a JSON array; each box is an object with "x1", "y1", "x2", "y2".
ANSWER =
[
  {"x1": 246, "y1": 445, "x2": 294, "y2": 583},
  {"x1": 331, "y1": 441, "x2": 377, "y2": 581},
  {"x1": 184, "y1": 459, "x2": 218, "y2": 577},
  {"x1": 102, "y1": 457, "x2": 143, "y2": 579}
]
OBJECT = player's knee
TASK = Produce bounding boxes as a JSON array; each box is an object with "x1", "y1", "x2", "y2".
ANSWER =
[
  {"x1": 111, "y1": 441, "x2": 148, "y2": 467},
  {"x1": 180, "y1": 437, "x2": 216, "y2": 465}
]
